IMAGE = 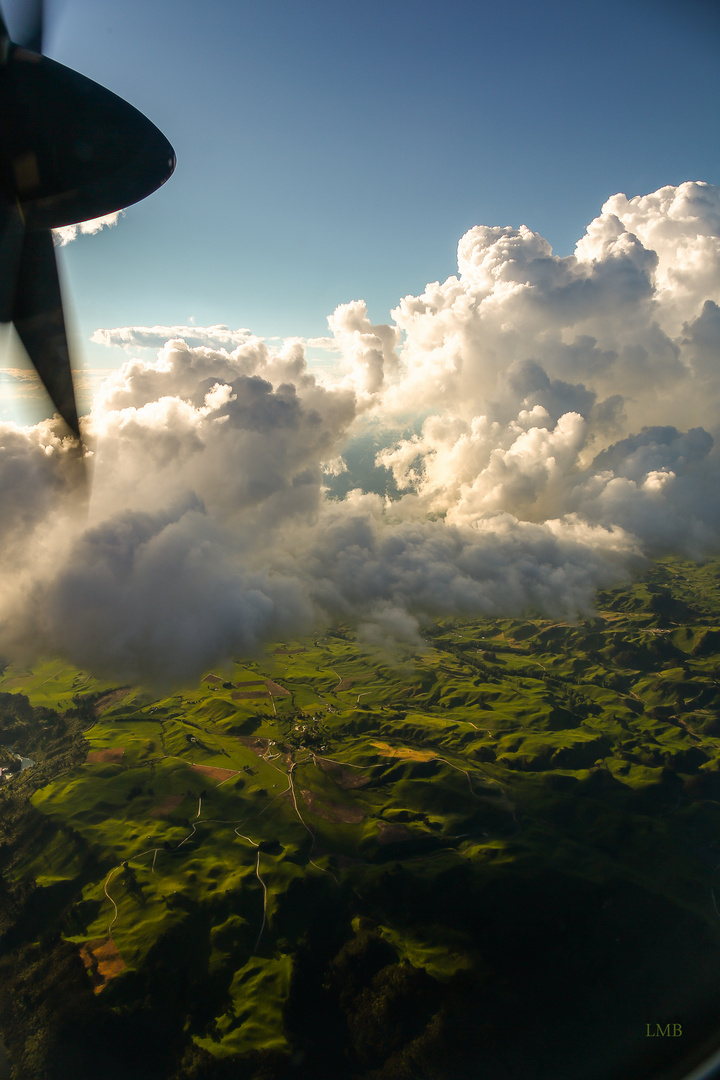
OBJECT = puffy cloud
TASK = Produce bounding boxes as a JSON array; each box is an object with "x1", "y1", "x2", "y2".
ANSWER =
[
  {"x1": 602, "y1": 182, "x2": 720, "y2": 322},
  {"x1": 327, "y1": 300, "x2": 400, "y2": 396},
  {"x1": 376, "y1": 184, "x2": 720, "y2": 433},
  {"x1": 17, "y1": 499, "x2": 313, "y2": 687},
  {"x1": 53, "y1": 212, "x2": 122, "y2": 246},
  {"x1": 2, "y1": 181, "x2": 720, "y2": 685},
  {"x1": 0, "y1": 421, "x2": 83, "y2": 554}
]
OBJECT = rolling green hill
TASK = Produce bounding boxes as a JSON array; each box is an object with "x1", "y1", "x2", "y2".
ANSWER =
[{"x1": 2, "y1": 558, "x2": 720, "y2": 1079}]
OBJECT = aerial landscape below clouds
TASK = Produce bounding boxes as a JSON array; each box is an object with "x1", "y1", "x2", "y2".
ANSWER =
[{"x1": 2, "y1": 180, "x2": 720, "y2": 686}]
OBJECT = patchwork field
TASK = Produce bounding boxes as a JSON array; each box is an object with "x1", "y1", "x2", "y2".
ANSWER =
[{"x1": 3, "y1": 558, "x2": 720, "y2": 1079}]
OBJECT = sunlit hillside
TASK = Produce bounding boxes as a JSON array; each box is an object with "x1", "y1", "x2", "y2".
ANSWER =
[{"x1": 2, "y1": 559, "x2": 720, "y2": 1079}]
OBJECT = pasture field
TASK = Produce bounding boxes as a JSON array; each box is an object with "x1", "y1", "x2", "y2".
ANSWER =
[{"x1": 3, "y1": 558, "x2": 720, "y2": 1079}]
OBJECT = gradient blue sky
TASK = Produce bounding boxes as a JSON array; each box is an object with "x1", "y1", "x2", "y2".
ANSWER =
[{"x1": 3, "y1": 0, "x2": 720, "y2": 398}]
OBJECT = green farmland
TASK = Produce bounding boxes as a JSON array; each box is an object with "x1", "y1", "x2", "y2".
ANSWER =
[{"x1": 3, "y1": 558, "x2": 720, "y2": 1079}]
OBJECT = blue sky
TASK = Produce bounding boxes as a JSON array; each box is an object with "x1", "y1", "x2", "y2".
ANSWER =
[{"x1": 3, "y1": 0, "x2": 720, "y2": 405}]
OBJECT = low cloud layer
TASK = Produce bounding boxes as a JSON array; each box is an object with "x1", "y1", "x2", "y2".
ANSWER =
[
  {"x1": 92, "y1": 325, "x2": 254, "y2": 352},
  {"x1": 4, "y1": 181, "x2": 720, "y2": 685}
]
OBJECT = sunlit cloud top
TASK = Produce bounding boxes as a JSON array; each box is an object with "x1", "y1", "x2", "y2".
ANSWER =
[{"x1": 2, "y1": 182, "x2": 720, "y2": 686}]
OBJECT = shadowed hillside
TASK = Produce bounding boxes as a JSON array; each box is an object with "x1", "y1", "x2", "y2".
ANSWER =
[{"x1": 2, "y1": 559, "x2": 720, "y2": 1078}]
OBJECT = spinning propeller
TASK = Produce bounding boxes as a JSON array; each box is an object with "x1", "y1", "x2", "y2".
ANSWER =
[{"x1": 0, "y1": 0, "x2": 175, "y2": 437}]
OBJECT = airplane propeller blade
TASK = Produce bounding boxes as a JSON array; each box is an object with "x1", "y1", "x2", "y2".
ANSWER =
[
  {"x1": 11, "y1": 0, "x2": 43, "y2": 55},
  {"x1": 12, "y1": 228, "x2": 79, "y2": 437},
  {"x1": 0, "y1": 201, "x2": 25, "y2": 322},
  {"x1": 0, "y1": 0, "x2": 174, "y2": 445}
]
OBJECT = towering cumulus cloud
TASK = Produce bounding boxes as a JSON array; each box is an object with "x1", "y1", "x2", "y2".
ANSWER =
[{"x1": 3, "y1": 182, "x2": 720, "y2": 685}]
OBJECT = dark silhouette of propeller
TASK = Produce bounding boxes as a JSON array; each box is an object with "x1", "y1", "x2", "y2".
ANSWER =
[{"x1": 0, "y1": 0, "x2": 175, "y2": 437}]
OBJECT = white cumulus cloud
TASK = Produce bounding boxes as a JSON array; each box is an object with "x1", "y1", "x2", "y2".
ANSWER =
[{"x1": 2, "y1": 181, "x2": 720, "y2": 685}]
